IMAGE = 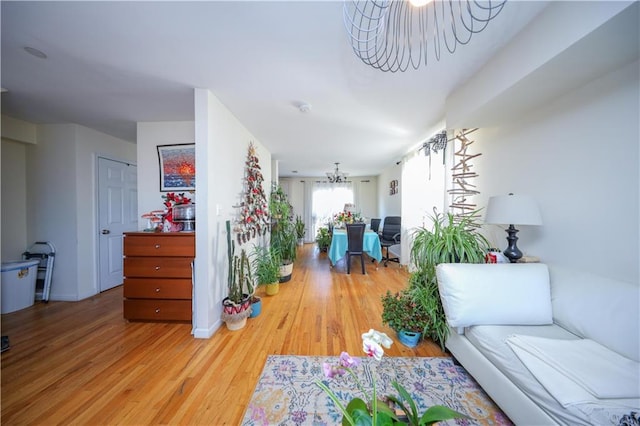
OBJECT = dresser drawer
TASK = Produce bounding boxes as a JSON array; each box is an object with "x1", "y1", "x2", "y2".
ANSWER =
[
  {"x1": 124, "y1": 233, "x2": 195, "y2": 257},
  {"x1": 124, "y1": 257, "x2": 192, "y2": 278},
  {"x1": 124, "y1": 299, "x2": 192, "y2": 321},
  {"x1": 123, "y1": 278, "x2": 192, "y2": 299}
]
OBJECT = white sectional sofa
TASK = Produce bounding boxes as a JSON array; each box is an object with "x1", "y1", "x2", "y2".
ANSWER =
[{"x1": 436, "y1": 263, "x2": 640, "y2": 425}]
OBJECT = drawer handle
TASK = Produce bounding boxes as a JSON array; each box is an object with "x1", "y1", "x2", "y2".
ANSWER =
[
  {"x1": 155, "y1": 308, "x2": 160, "y2": 313},
  {"x1": 155, "y1": 288, "x2": 160, "y2": 293},
  {"x1": 155, "y1": 244, "x2": 160, "y2": 249},
  {"x1": 155, "y1": 266, "x2": 160, "y2": 271}
]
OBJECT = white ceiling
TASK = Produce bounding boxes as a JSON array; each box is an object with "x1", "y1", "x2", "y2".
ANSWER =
[{"x1": 1, "y1": 1, "x2": 548, "y2": 178}]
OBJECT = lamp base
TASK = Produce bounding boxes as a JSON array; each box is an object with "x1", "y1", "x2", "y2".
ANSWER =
[{"x1": 503, "y1": 224, "x2": 522, "y2": 263}]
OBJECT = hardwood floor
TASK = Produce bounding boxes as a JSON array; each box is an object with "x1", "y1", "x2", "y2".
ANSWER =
[{"x1": 1, "y1": 243, "x2": 447, "y2": 425}]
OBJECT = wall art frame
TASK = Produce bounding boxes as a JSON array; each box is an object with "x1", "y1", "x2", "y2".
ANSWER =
[{"x1": 157, "y1": 143, "x2": 196, "y2": 191}]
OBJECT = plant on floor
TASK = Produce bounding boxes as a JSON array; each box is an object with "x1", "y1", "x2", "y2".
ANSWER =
[
  {"x1": 251, "y1": 245, "x2": 281, "y2": 296},
  {"x1": 315, "y1": 226, "x2": 331, "y2": 252},
  {"x1": 407, "y1": 208, "x2": 490, "y2": 349},
  {"x1": 406, "y1": 269, "x2": 449, "y2": 349},
  {"x1": 381, "y1": 289, "x2": 431, "y2": 333},
  {"x1": 295, "y1": 215, "x2": 305, "y2": 245},
  {"x1": 222, "y1": 220, "x2": 254, "y2": 330},
  {"x1": 269, "y1": 184, "x2": 296, "y2": 282},
  {"x1": 315, "y1": 329, "x2": 468, "y2": 426}
]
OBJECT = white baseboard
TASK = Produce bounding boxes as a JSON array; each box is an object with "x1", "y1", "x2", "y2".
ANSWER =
[{"x1": 193, "y1": 320, "x2": 221, "y2": 339}]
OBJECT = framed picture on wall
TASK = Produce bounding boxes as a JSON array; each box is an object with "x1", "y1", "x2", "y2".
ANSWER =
[
  {"x1": 157, "y1": 143, "x2": 196, "y2": 191},
  {"x1": 389, "y1": 179, "x2": 399, "y2": 195}
]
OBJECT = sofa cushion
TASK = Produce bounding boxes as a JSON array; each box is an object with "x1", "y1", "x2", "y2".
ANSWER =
[
  {"x1": 549, "y1": 265, "x2": 640, "y2": 362},
  {"x1": 436, "y1": 263, "x2": 553, "y2": 328}
]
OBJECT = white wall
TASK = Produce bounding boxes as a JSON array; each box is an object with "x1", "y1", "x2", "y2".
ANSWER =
[
  {"x1": 378, "y1": 163, "x2": 402, "y2": 219},
  {"x1": 136, "y1": 121, "x2": 195, "y2": 220},
  {"x1": 20, "y1": 123, "x2": 135, "y2": 301},
  {"x1": 192, "y1": 88, "x2": 271, "y2": 338},
  {"x1": 1, "y1": 139, "x2": 29, "y2": 261},
  {"x1": 474, "y1": 60, "x2": 639, "y2": 284}
]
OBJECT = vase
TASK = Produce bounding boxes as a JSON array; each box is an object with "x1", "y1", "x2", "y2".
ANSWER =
[{"x1": 397, "y1": 330, "x2": 421, "y2": 348}]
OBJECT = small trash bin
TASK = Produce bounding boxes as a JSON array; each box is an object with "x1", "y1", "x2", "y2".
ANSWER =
[{"x1": 1, "y1": 259, "x2": 39, "y2": 314}]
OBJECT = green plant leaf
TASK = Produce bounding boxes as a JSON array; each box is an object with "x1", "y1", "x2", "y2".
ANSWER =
[
  {"x1": 391, "y1": 381, "x2": 419, "y2": 424},
  {"x1": 419, "y1": 405, "x2": 469, "y2": 425},
  {"x1": 346, "y1": 398, "x2": 372, "y2": 426}
]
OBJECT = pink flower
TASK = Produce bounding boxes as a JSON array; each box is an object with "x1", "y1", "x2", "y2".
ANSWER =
[
  {"x1": 339, "y1": 352, "x2": 360, "y2": 369},
  {"x1": 322, "y1": 362, "x2": 346, "y2": 378}
]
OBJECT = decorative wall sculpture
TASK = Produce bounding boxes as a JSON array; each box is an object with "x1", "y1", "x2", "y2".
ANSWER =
[
  {"x1": 448, "y1": 129, "x2": 481, "y2": 219},
  {"x1": 234, "y1": 142, "x2": 270, "y2": 244}
]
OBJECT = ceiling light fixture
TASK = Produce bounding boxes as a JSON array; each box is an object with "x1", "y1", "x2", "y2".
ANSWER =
[
  {"x1": 343, "y1": 0, "x2": 507, "y2": 72},
  {"x1": 326, "y1": 162, "x2": 348, "y2": 183}
]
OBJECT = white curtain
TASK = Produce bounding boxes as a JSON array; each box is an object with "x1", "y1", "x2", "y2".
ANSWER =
[
  {"x1": 311, "y1": 181, "x2": 353, "y2": 240},
  {"x1": 401, "y1": 149, "x2": 447, "y2": 267}
]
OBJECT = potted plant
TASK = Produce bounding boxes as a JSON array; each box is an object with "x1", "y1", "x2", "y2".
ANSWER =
[
  {"x1": 269, "y1": 184, "x2": 296, "y2": 282},
  {"x1": 222, "y1": 220, "x2": 254, "y2": 330},
  {"x1": 315, "y1": 226, "x2": 331, "y2": 252},
  {"x1": 381, "y1": 290, "x2": 431, "y2": 348},
  {"x1": 407, "y1": 209, "x2": 490, "y2": 349},
  {"x1": 251, "y1": 245, "x2": 281, "y2": 296},
  {"x1": 295, "y1": 215, "x2": 305, "y2": 246}
]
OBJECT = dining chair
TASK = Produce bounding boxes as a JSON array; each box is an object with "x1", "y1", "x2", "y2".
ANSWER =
[
  {"x1": 370, "y1": 218, "x2": 381, "y2": 234},
  {"x1": 380, "y1": 216, "x2": 401, "y2": 266},
  {"x1": 345, "y1": 223, "x2": 366, "y2": 274}
]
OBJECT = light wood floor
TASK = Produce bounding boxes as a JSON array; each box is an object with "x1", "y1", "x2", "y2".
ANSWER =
[{"x1": 1, "y1": 243, "x2": 447, "y2": 425}]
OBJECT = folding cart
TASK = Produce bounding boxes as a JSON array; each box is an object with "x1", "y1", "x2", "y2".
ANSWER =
[{"x1": 22, "y1": 242, "x2": 55, "y2": 302}]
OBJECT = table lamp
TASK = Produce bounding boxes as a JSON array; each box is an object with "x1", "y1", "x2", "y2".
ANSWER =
[{"x1": 484, "y1": 193, "x2": 542, "y2": 263}]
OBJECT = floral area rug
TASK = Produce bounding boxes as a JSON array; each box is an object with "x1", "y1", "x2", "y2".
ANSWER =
[{"x1": 242, "y1": 355, "x2": 512, "y2": 425}]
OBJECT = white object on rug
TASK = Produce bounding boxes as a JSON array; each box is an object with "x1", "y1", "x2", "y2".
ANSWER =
[{"x1": 506, "y1": 335, "x2": 640, "y2": 406}]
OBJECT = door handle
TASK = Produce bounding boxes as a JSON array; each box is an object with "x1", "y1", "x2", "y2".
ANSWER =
[{"x1": 101, "y1": 229, "x2": 110, "y2": 235}]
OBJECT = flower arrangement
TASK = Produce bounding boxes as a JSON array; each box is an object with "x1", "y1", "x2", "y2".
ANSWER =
[
  {"x1": 162, "y1": 192, "x2": 191, "y2": 225},
  {"x1": 315, "y1": 329, "x2": 468, "y2": 426},
  {"x1": 333, "y1": 211, "x2": 364, "y2": 226}
]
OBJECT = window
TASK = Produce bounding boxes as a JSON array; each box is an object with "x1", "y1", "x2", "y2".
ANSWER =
[{"x1": 311, "y1": 183, "x2": 353, "y2": 238}]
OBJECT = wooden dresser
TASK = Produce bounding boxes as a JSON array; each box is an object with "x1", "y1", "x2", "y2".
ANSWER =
[{"x1": 123, "y1": 232, "x2": 194, "y2": 322}]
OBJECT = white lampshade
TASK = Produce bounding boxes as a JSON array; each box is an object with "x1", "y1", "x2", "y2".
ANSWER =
[{"x1": 484, "y1": 194, "x2": 542, "y2": 226}]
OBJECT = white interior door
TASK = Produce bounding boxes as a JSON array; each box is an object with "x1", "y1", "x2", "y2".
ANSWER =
[{"x1": 98, "y1": 157, "x2": 137, "y2": 292}]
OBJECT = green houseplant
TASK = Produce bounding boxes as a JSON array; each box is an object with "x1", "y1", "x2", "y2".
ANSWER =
[
  {"x1": 407, "y1": 209, "x2": 490, "y2": 349},
  {"x1": 295, "y1": 215, "x2": 305, "y2": 246},
  {"x1": 315, "y1": 226, "x2": 331, "y2": 252},
  {"x1": 222, "y1": 220, "x2": 254, "y2": 330},
  {"x1": 251, "y1": 245, "x2": 281, "y2": 296},
  {"x1": 269, "y1": 184, "x2": 296, "y2": 282},
  {"x1": 381, "y1": 290, "x2": 431, "y2": 348}
]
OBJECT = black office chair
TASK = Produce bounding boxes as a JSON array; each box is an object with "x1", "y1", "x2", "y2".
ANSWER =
[
  {"x1": 380, "y1": 216, "x2": 401, "y2": 266},
  {"x1": 370, "y1": 218, "x2": 381, "y2": 234},
  {"x1": 345, "y1": 223, "x2": 366, "y2": 274}
]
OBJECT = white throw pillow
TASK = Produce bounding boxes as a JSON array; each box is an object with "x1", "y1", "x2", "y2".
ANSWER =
[{"x1": 436, "y1": 263, "x2": 553, "y2": 328}]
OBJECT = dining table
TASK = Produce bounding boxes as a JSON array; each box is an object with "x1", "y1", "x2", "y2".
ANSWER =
[{"x1": 328, "y1": 228, "x2": 383, "y2": 266}]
